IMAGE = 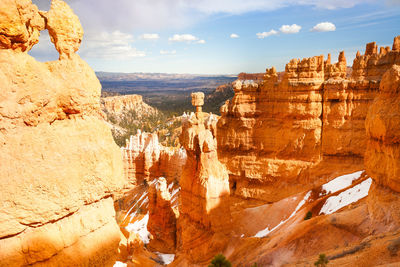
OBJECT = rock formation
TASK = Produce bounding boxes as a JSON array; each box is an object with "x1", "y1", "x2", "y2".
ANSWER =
[
  {"x1": 0, "y1": 0, "x2": 45, "y2": 51},
  {"x1": 43, "y1": 0, "x2": 83, "y2": 59},
  {"x1": 365, "y1": 64, "x2": 400, "y2": 230},
  {"x1": 102, "y1": 94, "x2": 157, "y2": 118},
  {"x1": 352, "y1": 36, "x2": 400, "y2": 80},
  {"x1": 218, "y1": 37, "x2": 400, "y2": 202},
  {"x1": 0, "y1": 0, "x2": 125, "y2": 265},
  {"x1": 122, "y1": 131, "x2": 186, "y2": 185},
  {"x1": 147, "y1": 177, "x2": 178, "y2": 253},
  {"x1": 237, "y1": 72, "x2": 265, "y2": 80},
  {"x1": 175, "y1": 93, "x2": 232, "y2": 264}
]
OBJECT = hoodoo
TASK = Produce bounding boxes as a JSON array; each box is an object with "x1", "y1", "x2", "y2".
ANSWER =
[{"x1": 174, "y1": 93, "x2": 232, "y2": 264}]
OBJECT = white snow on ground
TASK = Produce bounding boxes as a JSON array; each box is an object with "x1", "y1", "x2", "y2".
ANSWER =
[
  {"x1": 125, "y1": 213, "x2": 151, "y2": 244},
  {"x1": 321, "y1": 171, "x2": 363, "y2": 196},
  {"x1": 319, "y1": 178, "x2": 372, "y2": 215},
  {"x1": 254, "y1": 191, "x2": 311, "y2": 238},
  {"x1": 154, "y1": 252, "x2": 175, "y2": 265},
  {"x1": 122, "y1": 191, "x2": 149, "y2": 221},
  {"x1": 113, "y1": 261, "x2": 127, "y2": 267}
]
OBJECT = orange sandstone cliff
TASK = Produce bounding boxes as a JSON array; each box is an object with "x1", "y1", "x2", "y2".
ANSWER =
[
  {"x1": 0, "y1": 0, "x2": 126, "y2": 265},
  {"x1": 365, "y1": 64, "x2": 400, "y2": 231},
  {"x1": 122, "y1": 131, "x2": 186, "y2": 185},
  {"x1": 102, "y1": 94, "x2": 157, "y2": 118},
  {"x1": 218, "y1": 36, "x2": 400, "y2": 202}
]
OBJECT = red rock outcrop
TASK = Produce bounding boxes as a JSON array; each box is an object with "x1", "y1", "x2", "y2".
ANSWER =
[
  {"x1": 147, "y1": 177, "x2": 178, "y2": 253},
  {"x1": 218, "y1": 36, "x2": 400, "y2": 202},
  {"x1": 175, "y1": 93, "x2": 232, "y2": 264},
  {"x1": 0, "y1": 0, "x2": 125, "y2": 265},
  {"x1": 122, "y1": 131, "x2": 186, "y2": 185}
]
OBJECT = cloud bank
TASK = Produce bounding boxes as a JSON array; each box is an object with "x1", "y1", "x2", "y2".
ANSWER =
[
  {"x1": 230, "y1": 33, "x2": 239, "y2": 38},
  {"x1": 80, "y1": 31, "x2": 145, "y2": 59}
]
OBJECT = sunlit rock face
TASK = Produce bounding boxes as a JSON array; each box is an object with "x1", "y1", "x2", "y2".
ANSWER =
[
  {"x1": 364, "y1": 63, "x2": 400, "y2": 237},
  {"x1": 218, "y1": 36, "x2": 400, "y2": 202},
  {"x1": 175, "y1": 94, "x2": 232, "y2": 264},
  {"x1": 147, "y1": 177, "x2": 178, "y2": 254},
  {"x1": 102, "y1": 94, "x2": 157, "y2": 117},
  {"x1": 122, "y1": 130, "x2": 186, "y2": 185},
  {"x1": 0, "y1": 0, "x2": 126, "y2": 265}
]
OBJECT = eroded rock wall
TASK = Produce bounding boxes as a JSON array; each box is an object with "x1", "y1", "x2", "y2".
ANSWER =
[
  {"x1": 147, "y1": 177, "x2": 178, "y2": 254},
  {"x1": 122, "y1": 131, "x2": 186, "y2": 185},
  {"x1": 365, "y1": 65, "x2": 400, "y2": 232},
  {"x1": 102, "y1": 94, "x2": 157, "y2": 117},
  {"x1": 0, "y1": 0, "x2": 125, "y2": 265},
  {"x1": 218, "y1": 36, "x2": 400, "y2": 202}
]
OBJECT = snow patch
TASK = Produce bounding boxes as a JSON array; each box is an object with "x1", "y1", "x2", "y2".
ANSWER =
[
  {"x1": 154, "y1": 252, "x2": 175, "y2": 265},
  {"x1": 123, "y1": 191, "x2": 149, "y2": 221},
  {"x1": 113, "y1": 261, "x2": 127, "y2": 267},
  {"x1": 255, "y1": 191, "x2": 311, "y2": 238},
  {"x1": 319, "y1": 178, "x2": 372, "y2": 215},
  {"x1": 125, "y1": 213, "x2": 151, "y2": 244},
  {"x1": 321, "y1": 171, "x2": 363, "y2": 196}
]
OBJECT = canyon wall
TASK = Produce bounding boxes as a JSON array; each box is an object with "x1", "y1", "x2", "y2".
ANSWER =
[
  {"x1": 102, "y1": 94, "x2": 157, "y2": 118},
  {"x1": 365, "y1": 64, "x2": 400, "y2": 230},
  {"x1": 122, "y1": 131, "x2": 186, "y2": 185},
  {"x1": 147, "y1": 177, "x2": 178, "y2": 254},
  {"x1": 218, "y1": 36, "x2": 400, "y2": 202},
  {"x1": 0, "y1": 0, "x2": 126, "y2": 265}
]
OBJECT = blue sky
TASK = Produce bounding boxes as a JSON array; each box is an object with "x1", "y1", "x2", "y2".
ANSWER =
[{"x1": 30, "y1": 0, "x2": 400, "y2": 74}]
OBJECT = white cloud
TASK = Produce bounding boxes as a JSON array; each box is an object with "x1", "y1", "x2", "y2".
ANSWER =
[
  {"x1": 168, "y1": 34, "x2": 203, "y2": 43},
  {"x1": 230, "y1": 33, "x2": 239, "y2": 38},
  {"x1": 311, "y1": 22, "x2": 336, "y2": 32},
  {"x1": 256, "y1": 30, "x2": 278, "y2": 39},
  {"x1": 79, "y1": 31, "x2": 145, "y2": 59},
  {"x1": 160, "y1": 50, "x2": 177, "y2": 55},
  {"x1": 279, "y1": 24, "x2": 301, "y2": 34},
  {"x1": 140, "y1": 33, "x2": 160, "y2": 40}
]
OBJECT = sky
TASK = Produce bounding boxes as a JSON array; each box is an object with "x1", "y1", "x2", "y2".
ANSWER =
[{"x1": 30, "y1": 0, "x2": 400, "y2": 74}]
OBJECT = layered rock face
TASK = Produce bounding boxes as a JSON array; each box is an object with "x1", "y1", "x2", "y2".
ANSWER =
[
  {"x1": 365, "y1": 65, "x2": 400, "y2": 230},
  {"x1": 218, "y1": 36, "x2": 400, "y2": 202},
  {"x1": 147, "y1": 177, "x2": 178, "y2": 253},
  {"x1": 0, "y1": 0, "x2": 125, "y2": 265},
  {"x1": 218, "y1": 60, "x2": 324, "y2": 201},
  {"x1": 122, "y1": 131, "x2": 186, "y2": 185},
  {"x1": 176, "y1": 93, "x2": 231, "y2": 264},
  {"x1": 102, "y1": 94, "x2": 157, "y2": 117},
  {"x1": 365, "y1": 64, "x2": 400, "y2": 192}
]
